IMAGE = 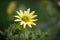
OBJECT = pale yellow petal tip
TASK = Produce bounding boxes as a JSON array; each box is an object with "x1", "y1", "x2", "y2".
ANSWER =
[
  {"x1": 32, "y1": 15, "x2": 37, "y2": 18},
  {"x1": 23, "y1": 24, "x2": 26, "y2": 28},
  {"x1": 32, "y1": 11, "x2": 35, "y2": 13},
  {"x1": 13, "y1": 16, "x2": 17, "y2": 17},
  {"x1": 30, "y1": 27, "x2": 32, "y2": 28},
  {"x1": 14, "y1": 20, "x2": 17, "y2": 21},
  {"x1": 32, "y1": 23, "x2": 36, "y2": 25},
  {"x1": 34, "y1": 19, "x2": 38, "y2": 21},
  {"x1": 19, "y1": 10, "x2": 21, "y2": 11},
  {"x1": 26, "y1": 8, "x2": 30, "y2": 13},
  {"x1": 32, "y1": 19, "x2": 38, "y2": 21},
  {"x1": 23, "y1": 26, "x2": 26, "y2": 29},
  {"x1": 34, "y1": 24, "x2": 36, "y2": 25},
  {"x1": 19, "y1": 10, "x2": 23, "y2": 13},
  {"x1": 14, "y1": 19, "x2": 20, "y2": 21},
  {"x1": 16, "y1": 11, "x2": 18, "y2": 13},
  {"x1": 30, "y1": 11, "x2": 35, "y2": 15},
  {"x1": 14, "y1": 16, "x2": 20, "y2": 18},
  {"x1": 36, "y1": 15, "x2": 38, "y2": 16},
  {"x1": 28, "y1": 8, "x2": 30, "y2": 10},
  {"x1": 29, "y1": 26, "x2": 32, "y2": 28},
  {"x1": 36, "y1": 19, "x2": 38, "y2": 21}
]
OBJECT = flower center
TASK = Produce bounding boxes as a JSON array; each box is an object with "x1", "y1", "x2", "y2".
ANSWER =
[{"x1": 21, "y1": 16, "x2": 29, "y2": 22}]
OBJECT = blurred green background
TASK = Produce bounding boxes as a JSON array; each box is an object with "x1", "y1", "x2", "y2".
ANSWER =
[{"x1": 0, "y1": 0, "x2": 60, "y2": 40}]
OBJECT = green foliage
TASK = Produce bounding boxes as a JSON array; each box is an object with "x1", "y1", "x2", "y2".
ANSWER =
[{"x1": 5, "y1": 23, "x2": 51, "y2": 40}]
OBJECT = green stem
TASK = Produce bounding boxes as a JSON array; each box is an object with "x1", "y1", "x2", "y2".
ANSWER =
[
  {"x1": 30, "y1": 28, "x2": 33, "y2": 40},
  {"x1": 24, "y1": 28, "x2": 26, "y2": 40},
  {"x1": 17, "y1": 32, "x2": 20, "y2": 40}
]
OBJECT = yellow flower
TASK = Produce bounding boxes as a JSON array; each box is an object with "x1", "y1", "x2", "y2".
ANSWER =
[{"x1": 14, "y1": 8, "x2": 37, "y2": 28}]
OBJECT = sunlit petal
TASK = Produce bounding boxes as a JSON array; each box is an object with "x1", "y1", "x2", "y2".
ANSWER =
[
  {"x1": 27, "y1": 8, "x2": 30, "y2": 14},
  {"x1": 14, "y1": 19, "x2": 21, "y2": 21},
  {"x1": 31, "y1": 19, "x2": 38, "y2": 21},
  {"x1": 23, "y1": 23, "x2": 26, "y2": 28},
  {"x1": 30, "y1": 11, "x2": 35, "y2": 15},
  {"x1": 20, "y1": 21, "x2": 24, "y2": 25},
  {"x1": 31, "y1": 22, "x2": 36, "y2": 25},
  {"x1": 24, "y1": 11, "x2": 27, "y2": 14},
  {"x1": 16, "y1": 11, "x2": 20, "y2": 15},
  {"x1": 14, "y1": 16, "x2": 20, "y2": 18},
  {"x1": 28, "y1": 24, "x2": 32, "y2": 28},
  {"x1": 19, "y1": 10, "x2": 23, "y2": 14},
  {"x1": 32, "y1": 15, "x2": 37, "y2": 18}
]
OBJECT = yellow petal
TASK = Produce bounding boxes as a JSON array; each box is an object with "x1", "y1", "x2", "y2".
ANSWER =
[
  {"x1": 28, "y1": 24, "x2": 32, "y2": 28},
  {"x1": 31, "y1": 22, "x2": 36, "y2": 25},
  {"x1": 23, "y1": 23, "x2": 26, "y2": 28},
  {"x1": 27, "y1": 8, "x2": 30, "y2": 14},
  {"x1": 14, "y1": 19, "x2": 21, "y2": 21},
  {"x1": 14, "y1": 16, "x2": 20, "y2": 18},
  {"x1": 32, "y1": 15, "x2": 37, "y2": 18},
  {"x1": 20, "y1": 22, "x2": 24, "y2": 25},
  {"x1": 30, "y1": 11, "x2": 35, "y2": 15},
  {"x1": 24, "y1": 11, "x2": 27, "y2": 14},
  {"x1": 19, "y1": 10, "x2": 23, "y2": 14},
  {"x1": 16, "y1": 11, "x2": 23, "y2": 17},
  {"x1": 31, "y1": 19, "x2": 38, "y2": 21},
  {"x1": 16, "y1": 11, "x2": 20, "y2": 15}
]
